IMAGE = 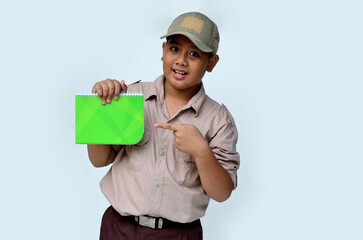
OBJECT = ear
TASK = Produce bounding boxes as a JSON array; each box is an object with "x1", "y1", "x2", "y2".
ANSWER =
[
  {"x1": 161, "y1": 42, "x2": 166, "y2": 61},
  {"x1": 206, "y1": 54, "x2": 219, "y2": 72}
]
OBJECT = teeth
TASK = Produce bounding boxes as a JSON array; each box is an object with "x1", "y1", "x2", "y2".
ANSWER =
[{"x1": 175, "y1": 70, "x2": 186, "y2": 75}]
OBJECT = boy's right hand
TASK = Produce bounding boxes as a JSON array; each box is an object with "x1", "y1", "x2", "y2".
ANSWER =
[{"x1": 92, "y1": 78, "x2": 127, "y2": 104}]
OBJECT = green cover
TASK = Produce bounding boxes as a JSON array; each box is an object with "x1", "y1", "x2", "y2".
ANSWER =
[{"x1": 75, "y1": 94, "x2": 144, "y2": 144}]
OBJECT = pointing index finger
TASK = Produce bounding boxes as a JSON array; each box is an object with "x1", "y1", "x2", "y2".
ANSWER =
[{"x1": 154, "y1": 123, "x2": 179, "y2": 131}]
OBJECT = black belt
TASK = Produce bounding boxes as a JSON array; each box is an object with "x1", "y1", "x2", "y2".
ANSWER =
[{"x1": 123, "y1": 215, "x2": 199, "y2": 229}]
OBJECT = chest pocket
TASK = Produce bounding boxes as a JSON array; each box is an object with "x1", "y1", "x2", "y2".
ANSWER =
[
  {"x1": 126, "y1": 130, "x2": 151, "y2": 171},
  {"x1": 173, "y1": 150, "x2": 201, "y2": 187}
]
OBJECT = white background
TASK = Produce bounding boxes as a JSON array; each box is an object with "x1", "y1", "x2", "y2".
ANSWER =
[{"x1": 1, "y1": 0, "x2": 362, "y2": 239}]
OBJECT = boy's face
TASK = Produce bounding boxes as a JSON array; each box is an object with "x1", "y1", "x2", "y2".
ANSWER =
[{"x1": 162, "y1": 35, "x2": 219, "y2": 94}]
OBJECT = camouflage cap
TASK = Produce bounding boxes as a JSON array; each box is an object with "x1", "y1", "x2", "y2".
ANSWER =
[{"x1": 160, "y1": 12, "x2": 220, "y2": 55}]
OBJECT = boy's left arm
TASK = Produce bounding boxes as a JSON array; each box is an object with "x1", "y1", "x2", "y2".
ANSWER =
[{"x1": 155, "y1": 123, "x2": 238, "y2": 202}]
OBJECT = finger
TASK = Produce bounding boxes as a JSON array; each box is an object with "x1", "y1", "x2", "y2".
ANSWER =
[
  {"x1": 120, "y1": 80, "x2": 127, "y2": 93},
  {"x1": 93, "y1": 83, "x2": 102, "y2": 97},
  {"x1": 100, "y1": 81, "x2": 109, "y2": 104},
  {"x1": 113, "y1": 80, "x2": 121, "y2": 100},
  {"x1": 92, "y1": 82, "x2": 98, "y2": 94},
  {"x1": 105, "y1": 79, "x2": 115, "y2": 103},
  {"x1": 154, "y1": 123, "x2": 179, "y2": 131}
]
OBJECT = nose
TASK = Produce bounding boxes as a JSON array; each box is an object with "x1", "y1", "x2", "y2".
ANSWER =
[{"x1": 175, "y1": 52, "x2": 187, "y2": 66}]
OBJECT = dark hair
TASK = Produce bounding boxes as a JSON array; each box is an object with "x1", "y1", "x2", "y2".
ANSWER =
[{"x1": 165, "y1": 37, "x2": 214, "y2": 59}]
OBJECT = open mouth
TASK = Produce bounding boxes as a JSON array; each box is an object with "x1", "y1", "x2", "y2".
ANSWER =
[
  {"x1": 173, "y1": 70, "x2": 187, "y2": 75},
  {"x1": 173, "y1": 69, "x2": 188, "y2": 79}
]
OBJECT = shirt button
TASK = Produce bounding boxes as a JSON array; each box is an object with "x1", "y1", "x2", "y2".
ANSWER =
[
  {"x1": 155, "y1": 182, "x2": 161, "y2": 187},
  {"x1": 159, "y1": 151, "x2": 165, "y2": 156}
]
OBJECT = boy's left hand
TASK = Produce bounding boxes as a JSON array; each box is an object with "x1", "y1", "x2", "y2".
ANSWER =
[{"x1": 155, "y1": 123, "x2": 208, "y2": 157}]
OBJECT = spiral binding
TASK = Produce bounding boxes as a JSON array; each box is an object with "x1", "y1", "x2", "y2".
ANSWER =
[{"x1": 76, "y1": 93, "x2": 143, "y2": 97}]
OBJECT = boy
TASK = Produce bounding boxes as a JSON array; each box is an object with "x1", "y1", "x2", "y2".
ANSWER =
[{"x1": 88, "y1": 12, "x2": 240, "y2": 239}]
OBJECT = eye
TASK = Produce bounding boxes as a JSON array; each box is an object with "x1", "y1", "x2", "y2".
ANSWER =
[
  {"x1": 170, "y1": 46, "x2": 178, "y2": 52},
  {"x1": 190, "y1": 51, "x2": 200, "y2": 57}
]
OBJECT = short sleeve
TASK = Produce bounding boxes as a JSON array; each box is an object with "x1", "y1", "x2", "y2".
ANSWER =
[
  {"x1": 209, "y1": 104, "x2": 240, "y2": 189},
  {"x1": 107, "y1": 145, "x2": 123, "y2": 165}
]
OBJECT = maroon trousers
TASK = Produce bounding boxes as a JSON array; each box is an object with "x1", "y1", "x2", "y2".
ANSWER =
[{"x1": 100, "y1": 206, "x2": 203, "y2": 240}]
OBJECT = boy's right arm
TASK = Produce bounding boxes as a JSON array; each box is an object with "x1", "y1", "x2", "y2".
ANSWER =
[
  {"x1": 87, "y1": 145, "x2": 112, "y2": 167},
  {"x1": 87, "y1": 78, "x2": 127, "y2": 167}
]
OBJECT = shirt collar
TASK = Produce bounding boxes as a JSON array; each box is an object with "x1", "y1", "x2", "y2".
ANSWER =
[{"x1": 144, "y1": 74, "x2": 206, "y2": 116}]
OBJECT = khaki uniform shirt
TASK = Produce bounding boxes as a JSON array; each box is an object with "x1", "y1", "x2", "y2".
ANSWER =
[{"x1": 100, "y1": 75, "x2": 240, "y2": 223}]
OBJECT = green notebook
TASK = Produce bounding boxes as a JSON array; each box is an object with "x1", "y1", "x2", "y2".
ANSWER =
[{"x1": 75, "y1": 93, "x2": 144, "y2": 144}]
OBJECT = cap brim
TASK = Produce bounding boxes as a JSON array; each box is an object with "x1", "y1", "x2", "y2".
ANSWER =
[{"x1": 160, "y1": 32, "x2": 213, "y2": 53}]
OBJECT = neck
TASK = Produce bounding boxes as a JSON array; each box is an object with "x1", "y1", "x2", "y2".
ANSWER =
[{"x1": 163, "y1": 79, "x2": 201, "y2": 105}]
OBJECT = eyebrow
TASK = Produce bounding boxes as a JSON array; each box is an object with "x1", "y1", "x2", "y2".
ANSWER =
[{"x1": 168, "y1": 39, "x2": 180, "y2": 45}]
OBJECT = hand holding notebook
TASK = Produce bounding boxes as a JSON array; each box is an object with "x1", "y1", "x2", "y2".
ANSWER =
[{"x1": 92, "y1": 79, "x2": 128, "y2": 104}]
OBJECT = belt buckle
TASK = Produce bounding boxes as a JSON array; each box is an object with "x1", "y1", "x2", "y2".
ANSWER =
[{"x1": 136, "y1": 216, "x2": 163, "y2": 229}]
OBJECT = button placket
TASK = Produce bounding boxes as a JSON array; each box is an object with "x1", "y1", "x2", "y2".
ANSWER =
[{"x1": 150, "y1": 123, "x2": 169, "y2": 218}]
